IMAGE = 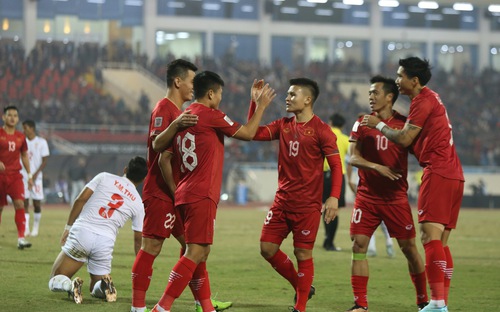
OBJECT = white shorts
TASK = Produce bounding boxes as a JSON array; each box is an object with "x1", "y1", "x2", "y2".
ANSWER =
[
  {"x1": 24, "y1": 177, "x2": 44, "y2": 201},
  {"x1": 61, "y1": 225, "x2": 115, "y2": 276}
]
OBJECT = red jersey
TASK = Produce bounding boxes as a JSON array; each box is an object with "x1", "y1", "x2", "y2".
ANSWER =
[
  {"x1": 142, "y1": 98, "x2": 181, "y2": 203},
  {"x1": 254, "y1": 115, "x2": 341, "y2": 212},
  {"x1": 407, "y1": 87, "x2": 464, "y2": 181},
  {"x1": 173, "y1": 103, "x2": 241, "y2": 206},
  {"x1": 0, "y1": 128, "x2": 27, "y2": 175},
  {"x1": 350, "y1": 111, "x2": 409, "y2": 204}
]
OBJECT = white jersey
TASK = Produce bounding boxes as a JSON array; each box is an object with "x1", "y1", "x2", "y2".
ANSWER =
[
  {"x1": 20, "y1": 135, "x2": 50, "y2": 181},
  {"x1": 72, "y1": 172, "x2": 144, "y2": 241}
]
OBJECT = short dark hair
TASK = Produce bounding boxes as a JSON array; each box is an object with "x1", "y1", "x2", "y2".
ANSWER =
[
  {"x1": 398, "y1": 57, "x2": 432, "y2": 86},
  {"x1": 3, "y1": 105, "x2": 18, "y2": 114},
  {"x1": 125, "y1": 156, "x2": 148, "y2": 183},
  {"x1": 289, "y1": 78, "x2": 320, "y2": 103},
  {"x1": 330, "y1": 113, "x2": 346, "y2": 128},
  {"x1": 193, "y1": 71, "x2": 225, "y2": 100},
  {"x1": 370, "y1": 75, "x2": 399, "y2": 104},
  {"x1": 22, "y1": 119, "x2": 36, "y2": 130},
  {"x1": 165, "y1": 59, "x2": 198, "y2": 87}
]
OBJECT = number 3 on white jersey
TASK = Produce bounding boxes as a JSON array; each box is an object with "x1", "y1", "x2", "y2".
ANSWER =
[{"x1": 177, "y1": 133, "x2": 198, "y2": 172}]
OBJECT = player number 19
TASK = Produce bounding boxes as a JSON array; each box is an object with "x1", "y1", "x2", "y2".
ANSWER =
[{"x1": 288, "y1": 141, "x2": 299, "y2": 157}]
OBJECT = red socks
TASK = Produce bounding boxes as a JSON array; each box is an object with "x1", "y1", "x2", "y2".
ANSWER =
[
  {"x1": 158, "y1": 256, "x2": 197, "y2": 310},
  {"x1": 266, "y1": 250, "x2": 298, "y2": 289},
  {"x1": 351, "y1": 275, "x2": 369, "y2": 307},
  {"x1": 132, "y1": 249, "x2": 156, "y2": 307},
  {"x1": 410, "y1": 271, "x2": 429, "y2": 305},
  {"x1": 295, "y1": 258, "x2": 314, "y2": 312},
  {"x1": 443, "y1": 246, "x2": 453, "y2": 304},
  {"x1": 424, "y1": 240, "x2": 446, "y2": 301},
  {"x1": 189, "y1": 261, "x2": 212, "y2": 302},
  {"x1": 14, "y1": 209, "x2": 26, "y2": 238}
]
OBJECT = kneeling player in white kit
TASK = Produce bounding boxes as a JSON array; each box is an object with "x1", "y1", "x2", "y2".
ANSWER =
[{"x1": 48, "y1": 156, "x2": 147, "y2": 304}]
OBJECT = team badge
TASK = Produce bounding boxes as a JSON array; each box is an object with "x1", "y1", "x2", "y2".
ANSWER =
[
  {"x1": 154, "y1": 117, "x2": 163, "y2": 127},
  {"x1": 303, "y1": 128, "x2": 315, "y2": 136}
]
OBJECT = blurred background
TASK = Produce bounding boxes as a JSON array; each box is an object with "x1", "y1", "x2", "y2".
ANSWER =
[{"x1": 0, "y1": 0, "x2": 498, "y2": 207}]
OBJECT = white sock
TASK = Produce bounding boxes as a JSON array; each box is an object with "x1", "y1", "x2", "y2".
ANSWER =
[
  {"x1": 91, "y1": 280, "x2": 106, "y2": 299},
  {"x1": 49, "y1": 275, "x2": 72, "y2": 292},
  {"x1": 429, "y1": 299, "x2": 446, "y2": 307},
  {"x1": 380, "y1": 222, "x2": 393, "y2": 246},
  {"x1": 368, "y1": 234, "x2": 377, "y2": 252},
  {"x1": 154, "y1": 304, "x2": 170, "y2": 312},
  {"x1": 24, "y1": 213, "x2": 30, "y2": 233},
  {"x1": 33, "y1": 212, "x2": 41, "y2": 229}
]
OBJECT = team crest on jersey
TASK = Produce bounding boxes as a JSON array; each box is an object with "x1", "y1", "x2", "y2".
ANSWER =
[
  {"x1": 303, "y1": 128, "x2": 315, "y2": 136},
  {"x1": 283, "y1": 127, "x2": 291, "y2": 133},
  {"x1": 154, "y1": 117, "x2": 163, "y2": 127},
  {"x1": 223, "y1": 115, "x2": 234, "y2": 126}
]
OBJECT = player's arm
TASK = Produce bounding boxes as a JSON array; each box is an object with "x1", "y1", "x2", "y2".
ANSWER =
[
  {"x1": 323, "y1": 153, "x2": 342, "y2": 224},
  {"x1": 349, "y1": 139, "x2": 402, "y2": 181},
  {"x1": 133, "y1": 230, "x2": 142, "y2": 255},
  {"x1": 345, "y1": 143, "x2": 357, "y2": 194},
  {"x1": 360, "y1": 115, "x2": 420, "y2": 147},
  {"x1": 233, "y1": 84, "x2": 276, "y2": 141},
  {"x1": 158, "y1": 151, "x2": 176, "y2": 199},
  {"x1": 34, "y1": 155, "x2": 49, "y2": 180},
  {"x1": 60, "y1": 187, "x2": 92, "y2": 246},
  {"x1": 20, "y1": 150, "x2": 33, "y2": 189},
  {"x1": 152, "y1": 110, "x2": 198, "y2": 152}
]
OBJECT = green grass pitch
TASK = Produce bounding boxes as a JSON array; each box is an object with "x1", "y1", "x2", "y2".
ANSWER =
[{"x1": 1, "y1": 204, "x2": 499, "y2": 311}]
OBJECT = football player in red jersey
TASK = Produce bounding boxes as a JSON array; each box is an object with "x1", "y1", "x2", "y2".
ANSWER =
[
  {"x1": 346, "y1": 75, "x2": 428, "y2": 312},
  {"x1": 250, "y1": 78, "x2": 343, "y2": 312},
  {"x1": 150, "y1": 71, "x2": 275, "y2": 312},
  {"x1": 362, "y1": 57, "x2": 464, "y2": 312},
  {"x1": 0, "y1": 105, "x2": 33, "y2": 249}
]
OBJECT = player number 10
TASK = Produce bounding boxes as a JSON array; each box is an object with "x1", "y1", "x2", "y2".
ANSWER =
[{"x1": 376, "y1": 135, "x2": 388, "y2": 151}]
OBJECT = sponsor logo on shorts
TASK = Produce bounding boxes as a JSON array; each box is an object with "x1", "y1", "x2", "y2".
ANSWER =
[
  {"x1": 406, "y1": 224, "x2": 413, "y2": 230},
  {"x1": 301, "y1": 230, "x2": 311, "y2": 236},
  {"x1": 418, "y1": 209, "x2": 424, "y2": 215}
]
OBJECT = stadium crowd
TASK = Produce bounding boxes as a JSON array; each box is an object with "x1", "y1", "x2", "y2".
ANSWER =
[{"x1": 1, "y1": 39, "x2": 499, "y2": 166}]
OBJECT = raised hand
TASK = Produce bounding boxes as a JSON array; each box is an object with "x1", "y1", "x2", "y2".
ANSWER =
[
  {"x1": 255, "y1": 84, "x2": 277, "y2": 109},
  {"x1": 251, "y1": 79, "x2": 265, "y2": 102}
]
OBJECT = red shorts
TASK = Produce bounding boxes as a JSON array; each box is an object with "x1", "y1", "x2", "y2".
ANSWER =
[
  {"x1": 177, "y1": 198, "x2": 217, "y2": 245},
  {"x1": 350, "y1": 199, "x2": 416, "y2": 240},
  {"x1": 142, "y1": 197, "x2": 184, "y2": 240},
  {"x1": 418, "y1": 173, "x2": 464, "y2": 229},
  {"x1": 0, "y1": 173, "x2": 25, "y2": 206},
  {"x1": 260, "y1": 203, "x2": 321, "y2": 250}
]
